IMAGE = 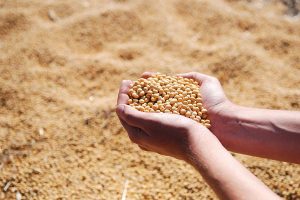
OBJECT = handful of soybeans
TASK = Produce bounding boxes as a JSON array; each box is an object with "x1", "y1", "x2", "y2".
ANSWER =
[{"x1": 127, "y1": 74, "x2": 211, "y2": 128}]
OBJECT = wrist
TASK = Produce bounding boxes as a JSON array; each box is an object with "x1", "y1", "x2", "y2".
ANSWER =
[
  {"x1": 185, "y1": 124, "x2": 223, "y2": 168},
  {"x1": 209, "y1": 101, "x2": 240, "y2": 148}
]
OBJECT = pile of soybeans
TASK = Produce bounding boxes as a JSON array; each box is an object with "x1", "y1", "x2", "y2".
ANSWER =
[
  {"x1": 1, "y1": 0, "x2": 300, "y2": 199},
  {"x1": 127, "y1": 74, "x2": 211, "y2": 128}
]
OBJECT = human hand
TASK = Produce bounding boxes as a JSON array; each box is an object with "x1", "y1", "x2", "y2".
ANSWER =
[
  {"x1": 116, "y1": 79, "x2": 215, "y2": 164},
  {"x1": 176, "y1": 72, "x2": 230, "y2": 112},
  {"x1": 141, "y1": 72, "x2": 234, "y2": 135},
  {"x1": 116, "y1": 77, "x2": 282, "y2": 199}
]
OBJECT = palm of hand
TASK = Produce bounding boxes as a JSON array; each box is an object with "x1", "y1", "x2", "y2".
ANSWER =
[{"x1": 139, "y1": 112, "x2": 201, "y2": 161}]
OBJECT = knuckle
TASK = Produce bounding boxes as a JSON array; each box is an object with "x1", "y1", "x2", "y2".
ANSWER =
[
  {"x1": 190, "y1": 72, "x2": 198, "y2": 78},
  {"x1": 142, "y1": 71, "x2": 155, "y2": 78},
  {"x1": 193, "y1": 73, "x2": 203, "y2": 80},
  {"x1": 211, "y1": 77, "x2": 220, "y2": 83},
  {"x1": 120, "y1": 80, "x2": 129, "y2": 88}
]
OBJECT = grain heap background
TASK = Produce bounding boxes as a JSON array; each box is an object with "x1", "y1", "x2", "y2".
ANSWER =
[{"x1": 0, "y1": 0, "x2": 299, "y2": 199}]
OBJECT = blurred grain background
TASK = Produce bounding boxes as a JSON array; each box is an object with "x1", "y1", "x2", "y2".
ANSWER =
[{"x1": 0, "y1": 0, "x2": 299, "y2": 199}]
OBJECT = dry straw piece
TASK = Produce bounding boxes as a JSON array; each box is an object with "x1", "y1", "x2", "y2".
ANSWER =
[{"x1": 127, "y1": 74, "x2": 211, "y2": 128}]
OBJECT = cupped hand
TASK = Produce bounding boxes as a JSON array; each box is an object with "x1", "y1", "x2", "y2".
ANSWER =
[
  {"x1": 142, "y1": 72, "x2": 234, "y2": 135},
  {"x1": 176, "y1": 72, "x2": 229, "y2": 111},
  {"x1": 116, "y1": 79, "x2": 213, "y2": 163},
  {"x1": 142, "y1": 71, "x2": 231, "y2": 113}
]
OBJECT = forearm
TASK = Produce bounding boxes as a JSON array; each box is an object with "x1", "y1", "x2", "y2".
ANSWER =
[
  {"x1": 211, "y1": 103, "x2": 300, "y2": 163},
  {"x1": 189, "y1": 131, "x2": 280, "y2": 200}
]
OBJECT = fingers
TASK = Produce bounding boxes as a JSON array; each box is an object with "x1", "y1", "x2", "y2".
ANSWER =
[
  {"x1": 118, "y1": 117, "x2": 147, "y2": 144},
  {"x1": 141, "y1": 72, "x2": 216, "y2": 84},
  {"x1": 116, "y1": 104, "x2": 154, "y2": 129},
  {"x1": 177, "y1": 72, "x2": 214, "y2": 84},
  {"x1": 117, "y1": 80, "x2": 132, "y2": 105},
  {"x1": 141, "y1": 71, "x2": 159, "y2": 78}
]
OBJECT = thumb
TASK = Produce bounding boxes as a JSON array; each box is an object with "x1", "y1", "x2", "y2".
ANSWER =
[{"x1": 116, "y1": 104, "x2": 153, "y2": 128}]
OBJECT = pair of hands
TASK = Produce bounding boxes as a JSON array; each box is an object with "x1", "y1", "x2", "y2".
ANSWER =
[
  {"x1": 116, "y1": 72, "x2": 290, "y2": 199},
  {"x1": 116, "y1": 72, "x2": 230, "y2": 164}
]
